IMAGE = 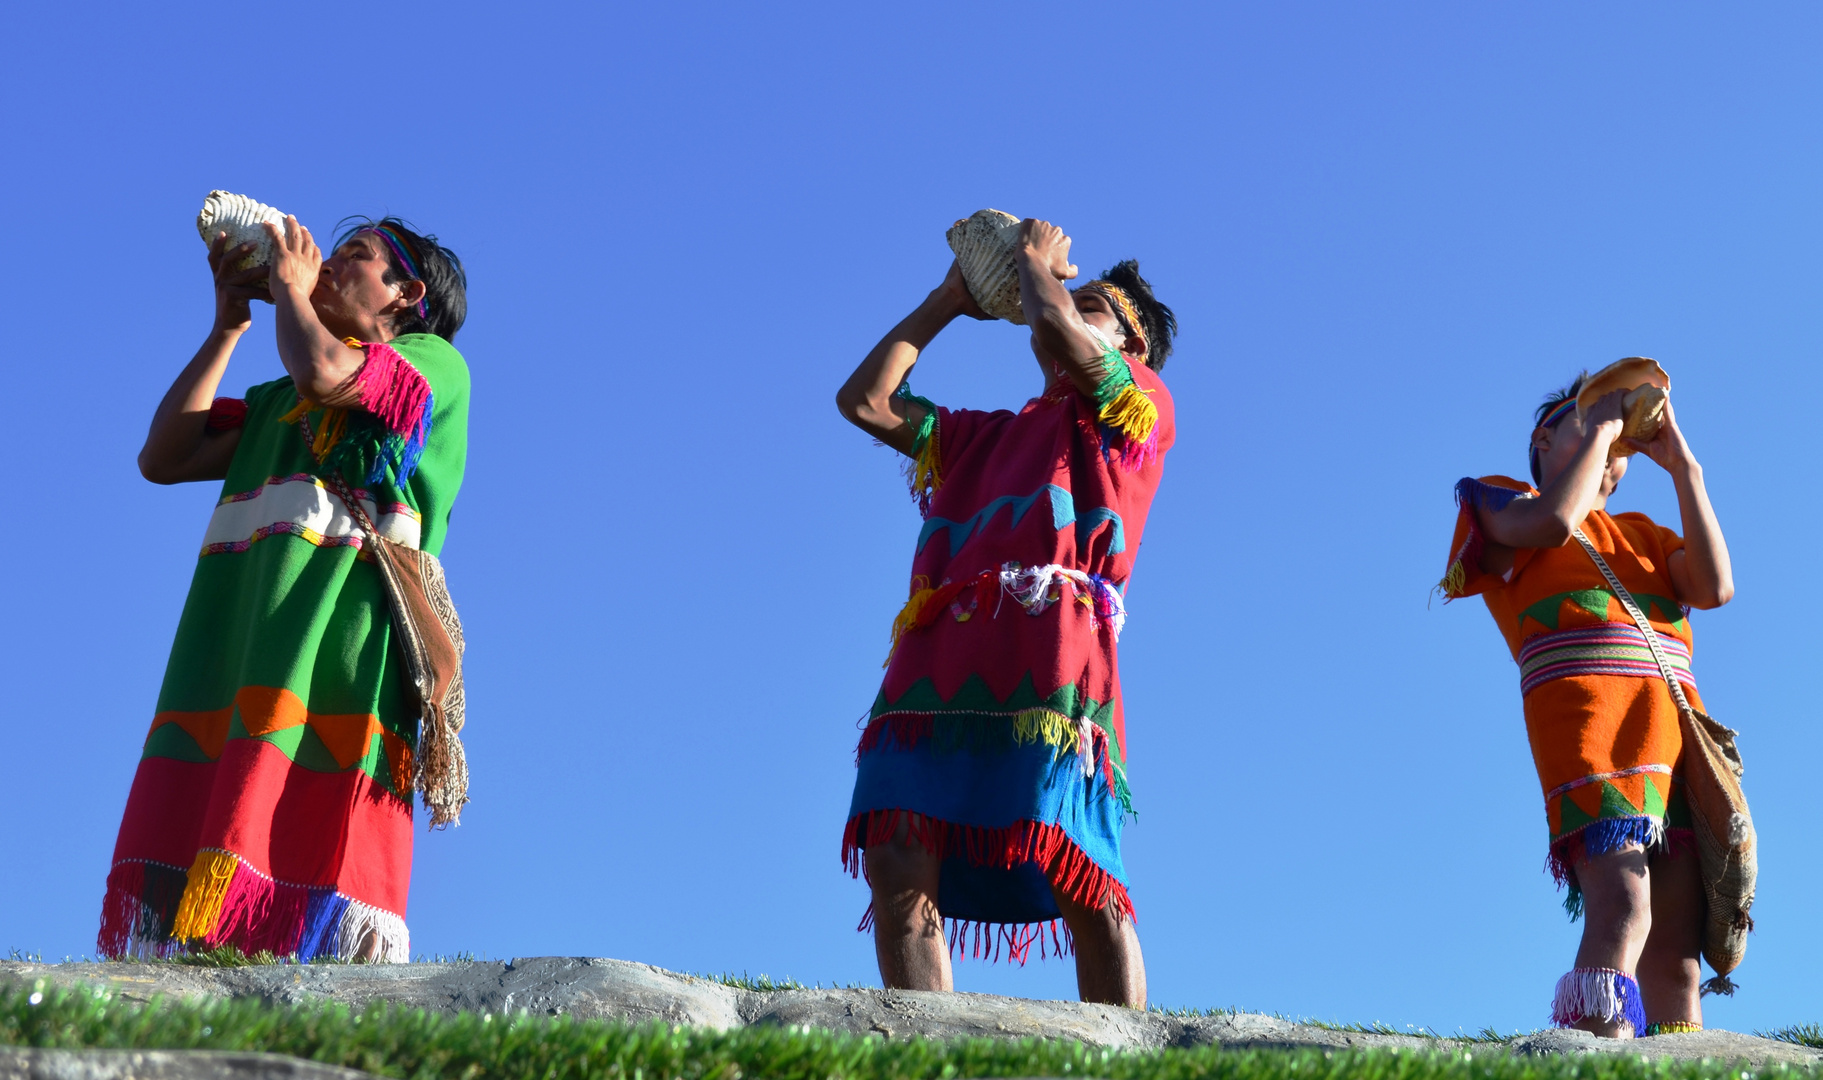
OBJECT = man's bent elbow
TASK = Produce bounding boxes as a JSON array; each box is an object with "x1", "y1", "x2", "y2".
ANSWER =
[
  {"x1": 138, "y1": 451, "x2": 180, "y2": 485},
  {"x1": 835, "y1": 387, "x2": 866, "y2": 426}
]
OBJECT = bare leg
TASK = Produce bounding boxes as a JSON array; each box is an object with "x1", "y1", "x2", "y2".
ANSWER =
[
  {"x1": 864, "y1": 814, "x2": 953, "y2": 992},
  {"x1": 1051, "y1": 877, "x2": 1145, "y2": 1007},
  {"x1": 1636, "y1": 846, "x2": 1703, "y2": 1028},
  {"x1": 1570, "y1": 846, "x2": 1652, "y2": 1038}
]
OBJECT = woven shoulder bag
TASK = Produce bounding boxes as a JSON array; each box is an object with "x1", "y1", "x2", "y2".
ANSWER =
[
  {"x1": 1572, "y1": 528, "x2": 1754, "y2": 992},
  {"x1": 297, "y1": 413, "x2": 470, "y2": 829}
]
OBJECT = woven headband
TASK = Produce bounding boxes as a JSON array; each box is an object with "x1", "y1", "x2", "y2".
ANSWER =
[
  {"x1": 1529, "y1": 397, "x2": 1580, "y2": 482},
  {"x1": 1083, "y1": 283, "x2": 1146, "y2": 354},
  {"x1": 1538, "y1": 398, "x2": 1578, "y2": 430},
  {"x1": 360, "y1": 226, "x2": 429, "y2": 319}
]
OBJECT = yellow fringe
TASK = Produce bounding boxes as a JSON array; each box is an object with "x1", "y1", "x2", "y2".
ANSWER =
[
  {"x1": 908, "y1": 424, "x2": 942, "y2": 501},
  {"x1": 170, "y1": 849, "x2": 241, "y2": 942},
  {"x1": 311, "y1": 407, "x2": 349, "y2": 457},
  {"x1": 279, "y1": 399, "x2": 311, "y2": 425},
  {"x1": 884, "y1": 578, "x2": 937, "y2": 668},
  {"x1": 1097, "y1": 384, "x2": 1158, "y2": 444},
  {"x1": 1011, "y1": 709, "x2": 1082, "y2": 754},
  {"x1": 1437, "y1": 560, "x2": 1466, "y2": 599}
]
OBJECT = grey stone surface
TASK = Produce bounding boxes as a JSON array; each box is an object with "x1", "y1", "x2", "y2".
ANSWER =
[
  {"x1": 1508, "y1": 1026, "x2": 1822, "y2": 1066},
  {"x1": 2, "y1": 958, "x2": 1817, "y2": 1064},
  {"x1": 0, "y1": 1048, "x2": 377, "y2": 1080}
]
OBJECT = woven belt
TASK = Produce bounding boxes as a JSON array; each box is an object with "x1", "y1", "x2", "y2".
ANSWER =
[{"x1": 1518, "y1": 622, "x2": 1696, "y2": 697}]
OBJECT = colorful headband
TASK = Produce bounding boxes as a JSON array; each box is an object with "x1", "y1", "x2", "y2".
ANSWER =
[
  {"x1": 1537, "y1": 398, "x2": 1577, "y2": 430},
  {"x1": 1528, "y1": 398, "x2": 1579, "y2": 482},
  {"x1": 360, "y1": 226, "x2": 429, "y2": 319},
  {"x1": 1083, "y1": 283, "x2": 1146, "y2": 354}
]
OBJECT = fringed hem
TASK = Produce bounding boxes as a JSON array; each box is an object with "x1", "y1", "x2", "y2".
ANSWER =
[
  {"x1": 98, "y1": 852, "x2": 408, "y2": 963},
  {"x1": 840, "y1": 810, "x2": 1135, "y2": 929},
  {"x1": 1550, "y1": 820, "x2": 1692, "y2": 920},
  {"x1": 1551, "y1": 967, "x2": 1645, "y2": 1035},
  {"x1": 856, "y1": 711, "x2": 1133, "y2": 814},
  {"x1": 856, "y1": 902, "x2": 1078, "y2": 965}
]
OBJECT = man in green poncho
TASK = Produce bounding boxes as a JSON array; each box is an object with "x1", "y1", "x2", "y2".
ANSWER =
[{"x1": 99, "y1": 212, "x2": 470, "y2": 961}]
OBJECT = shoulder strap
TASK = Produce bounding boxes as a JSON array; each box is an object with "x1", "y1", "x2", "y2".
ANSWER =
[{"x1": 1571, "y1": 527, "x2": 1693, "y2": 715}]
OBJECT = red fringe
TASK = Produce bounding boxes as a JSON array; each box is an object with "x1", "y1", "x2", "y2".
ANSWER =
[
  {"x1": 97, "y1": 859, "x2": 188, "y2": 959},
  {"x1": 841, "y1": 810, "x2": 1136, "y2": 926},
  {"x1": 96, "y1": 860, "x2": 146, "y2": 957},
  {"x1": 853, "y1": 901, "x2": 1075, "y2": 964},
  {"x1": 856, "y1": 714, "x2": 937, "y2": 758}
]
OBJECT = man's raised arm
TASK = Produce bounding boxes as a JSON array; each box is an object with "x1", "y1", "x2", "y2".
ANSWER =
[{"x1": 836, "y1": 261, "x2": 986, "y2": 455}]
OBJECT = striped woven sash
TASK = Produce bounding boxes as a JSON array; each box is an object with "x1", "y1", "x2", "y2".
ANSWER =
[{"x1": 1518, "y1": 623, "x2": 1696, "y2": 697}]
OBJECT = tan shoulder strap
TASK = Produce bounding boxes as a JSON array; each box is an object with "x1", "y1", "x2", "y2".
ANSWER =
[{"x1": 1571, "y1": 527, "x2": 1692, "y2": 715}]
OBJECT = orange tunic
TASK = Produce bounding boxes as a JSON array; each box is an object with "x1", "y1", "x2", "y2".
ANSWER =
[{"x1": 1441, "y1": 476, "x2": 1695, "y2": 890}]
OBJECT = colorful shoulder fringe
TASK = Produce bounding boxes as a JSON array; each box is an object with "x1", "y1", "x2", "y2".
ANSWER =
[
  {"x1": 1087, "y1": 330, "x2": 1158, "y2": 470},
  {"x1": 1437, "y1": 476, "x2": 1529, "y2": 599},
  {"x1": 898, "y1": 384, "x2": 942, "y2": 516},
  {"x1": 280, "y1": 339, "x2": 435, "y2": 488}
]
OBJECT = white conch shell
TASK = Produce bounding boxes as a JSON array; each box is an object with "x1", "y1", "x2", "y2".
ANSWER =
[
  {"x1": 196, "y1": 191, "x2": 289, "y2": 272},
  {"x1": 946, "y1": 209, "x2": 1026, "y2": 324}
]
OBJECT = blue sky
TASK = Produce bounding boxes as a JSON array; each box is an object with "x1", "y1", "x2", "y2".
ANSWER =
[{"x1": 2, "y1": 0, "x2": 1819, "y2": 1036}]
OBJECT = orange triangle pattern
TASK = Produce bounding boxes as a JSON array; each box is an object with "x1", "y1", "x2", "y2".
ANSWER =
[{"x1": 148, "y1": 686, "x2": 413, "y2": 791}]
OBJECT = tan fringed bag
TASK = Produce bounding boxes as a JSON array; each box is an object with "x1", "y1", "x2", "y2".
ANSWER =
[
  {"x1": 1572, "y1": 529, "x2": 1754, "y2": 992},
  {"x1": 320, "y1": 463, "x2": 470, "y2": 829}
]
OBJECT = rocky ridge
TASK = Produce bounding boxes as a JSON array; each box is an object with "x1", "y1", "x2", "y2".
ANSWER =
[{"x1": 0, "y1": 957, "x2": 1813, "y2": 1067}]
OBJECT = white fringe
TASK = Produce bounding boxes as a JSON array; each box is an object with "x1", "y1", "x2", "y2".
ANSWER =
[
  {"x1": 1075, "y1": 717, "x2": 1096, "y2": 779},
  {"x1": 997, "y1": 563, "x2": 1128, "y2": 640},
  {"x1": 336, "y1": 899, "x2": 411, "y2": 963},
  {"x1": 1551, "y1": 967, "x2": 1634, "y2": 1027}
]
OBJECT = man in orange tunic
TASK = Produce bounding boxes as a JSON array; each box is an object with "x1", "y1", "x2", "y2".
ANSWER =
[{"x1": 1440, "y1": 373, "x2": 1733, "y2": 1038}]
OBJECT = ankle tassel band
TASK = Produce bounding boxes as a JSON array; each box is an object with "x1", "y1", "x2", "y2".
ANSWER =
[{"x1": 1551, "y1": 967, "x2": 1646, "y2": 1036}]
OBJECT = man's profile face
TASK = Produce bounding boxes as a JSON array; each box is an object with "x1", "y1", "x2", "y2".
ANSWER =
[{"x1": 1072, "y1": 289, "x2": 1128, "y2": 344}]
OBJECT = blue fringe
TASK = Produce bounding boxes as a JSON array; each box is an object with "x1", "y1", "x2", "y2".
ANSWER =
[
  {"x1": 364, "y1": 389, "x2": 434, "y2": 489},
  {"x1": 297, "y1": 890, "x2": 350, "y2": 961},
  {"x1": 1557, "y1": 816, "x2": 1667, "y2": 921},
  {"x1": 1454, "y1": 476, "x2": 1526, "y2": 514},
  {"x1": 1618, "y1": 972, "x2": 1648, "y2": 1036},
  {"x1": 1583, "y1": 816, "x2": 1664, "y2": 858}
]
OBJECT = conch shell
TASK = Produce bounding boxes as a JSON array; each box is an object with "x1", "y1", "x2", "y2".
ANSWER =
[
  {"x1": 946, "y1": 209, "x2": 1026, "y2": 324},
  {"x1": 196, "y1": 191, "x2": 289, "y2": 272},
  {"x1": 1576, "y1": 357, "x2": 1670, "y2": 456}
]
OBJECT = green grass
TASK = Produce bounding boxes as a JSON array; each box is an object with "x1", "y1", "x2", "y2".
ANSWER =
[
  {"x1": 1, "y1": 980, "x2": 1815, "y2": 1080},
  {"x1": 1772, "y1": 1026, "x2": 1823, "y2": 1049}
]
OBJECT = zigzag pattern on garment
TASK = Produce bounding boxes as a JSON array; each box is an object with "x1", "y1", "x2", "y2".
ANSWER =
[
  {"x1": 916, "y1": 484, "x2": 1125, "y2": 557},
  {"x1": 143, "y1": 685, "x2": 413, "y2": 797}
]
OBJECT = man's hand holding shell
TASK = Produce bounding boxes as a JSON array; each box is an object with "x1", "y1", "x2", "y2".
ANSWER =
[
  {"x1": 1018, "y1": 218, "x2": 1079, "y2": 282},
  {"x1": 265, "y1": 216, "x2": 322, "y2": 300}
]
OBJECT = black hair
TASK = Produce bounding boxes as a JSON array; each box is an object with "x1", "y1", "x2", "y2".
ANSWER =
[
  {"x1": 1529, "y1": 370, "x2": 1589, "y2": 485},
  {"x1": 333, "y1": 217, "x2": 468, "y2": 343},
  {"x1": 1090, "y1": 260, "x2": 1178, "y2": 372}
]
